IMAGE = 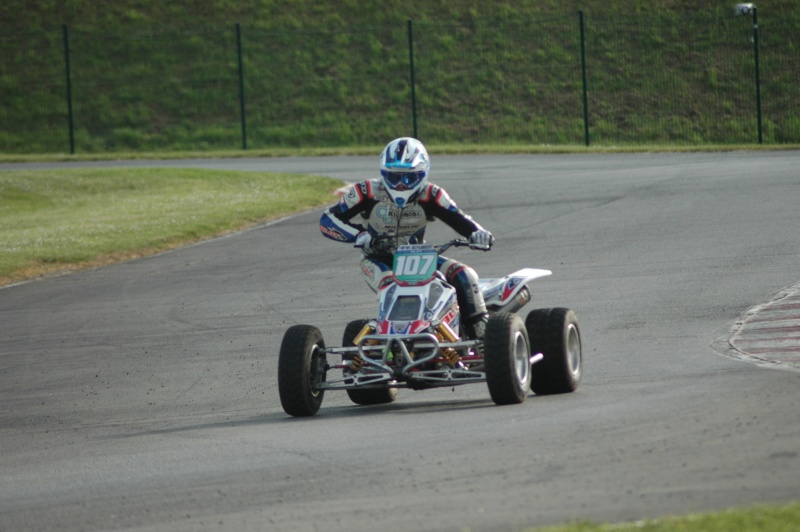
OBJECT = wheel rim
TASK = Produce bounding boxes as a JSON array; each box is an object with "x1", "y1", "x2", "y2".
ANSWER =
[
  {"x1": 513, "y1": 330, "x2": 530, "y2": 384},
  {"x1": 565, "y1": 323, "x2": 581, "y2": 377},
  {"x1": 309, "y1": 344, "x2": 325, "y2": 397}
]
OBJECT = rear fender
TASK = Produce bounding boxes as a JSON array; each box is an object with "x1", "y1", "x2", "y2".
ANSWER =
[{"x1": 481, "y1": 268, "x2": 552, "y2": 312}]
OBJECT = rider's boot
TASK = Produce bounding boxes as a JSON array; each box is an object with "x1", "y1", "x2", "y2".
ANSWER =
[
  {"x1": 465, "y1": 312, "x2": 489, "y2": 357},
  {"x1": 465, "y1": 312, "x2": 489, "y2": 341}
]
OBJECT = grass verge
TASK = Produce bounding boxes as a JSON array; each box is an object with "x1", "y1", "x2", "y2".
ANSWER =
[
  {"x1": 0, "y1": 167, "x2": 341, "y2": 286},
  {"x1": 527, "y1": 502, "x2": 800, "y2": 532}
]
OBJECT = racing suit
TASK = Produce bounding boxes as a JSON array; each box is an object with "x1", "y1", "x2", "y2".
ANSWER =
[{"x1": 320, "y1": 179, "x2": 489, "y2": 338}]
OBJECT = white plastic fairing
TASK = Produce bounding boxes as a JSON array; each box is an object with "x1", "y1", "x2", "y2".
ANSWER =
[{"x1": 480, "y1": 268, "x2": 552, "y2": 309}]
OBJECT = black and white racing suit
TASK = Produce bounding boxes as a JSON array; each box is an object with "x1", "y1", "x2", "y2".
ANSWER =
[{"x1": 319, "y1": 179, "x2": 489, "y2": 337}]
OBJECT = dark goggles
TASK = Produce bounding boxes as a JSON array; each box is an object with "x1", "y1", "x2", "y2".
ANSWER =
[{"x1": 383, "y1": 171, "x2": 425, "y2": 190}]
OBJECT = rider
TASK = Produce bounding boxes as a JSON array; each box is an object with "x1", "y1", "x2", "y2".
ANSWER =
[{"x1": 319, "y1": 137, "x2": 495, "y2": 340}]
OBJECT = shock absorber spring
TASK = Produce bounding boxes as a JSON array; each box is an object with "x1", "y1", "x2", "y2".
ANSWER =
[
  {"x1": 349, "y1": 323, "x2": 379, "y2": 372},
  {"x1": 349, "y1": 354, "x2": 363, "y2": 372},
  {"x1": 441, "y1": 347, "x2": 460, "y2": 366},
  {"x1": 353, "y1": 323, "x2": 375, "y2": 345},
  {"x1": 436, "y1": 323, "x2": 461, "y2": 366},
  {"x1": 348, "y1": 322, "x2": 375, "y2": 371}
]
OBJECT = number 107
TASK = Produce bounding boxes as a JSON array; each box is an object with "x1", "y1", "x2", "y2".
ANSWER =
[{"x1": 395, "y1": 254, "x2": 436, "y2": 277}]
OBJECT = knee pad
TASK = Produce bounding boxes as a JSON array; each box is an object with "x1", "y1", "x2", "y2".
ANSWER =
[{"x1": 441, "y1": 260, "x2": 486, "y2": 319}]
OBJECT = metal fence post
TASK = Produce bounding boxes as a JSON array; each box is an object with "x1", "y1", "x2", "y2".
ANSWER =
[
  {"x1": 579, "y1": 10, "x2": 590, "y2": 147},
  {"x1": 407, "y1": 19, "x2": 419, "y2": 140},
  {"x1": 751, "y1": 7, "x2": 763, "y2": 144},
  {"x1": 62, "y1": 24, "x2": 75, "y2": 154},
  {"x1": 236, "y1": 22, "x2": 248, "y2": 150}
]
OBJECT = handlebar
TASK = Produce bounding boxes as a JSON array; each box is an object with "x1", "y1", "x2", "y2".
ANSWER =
[
  {"x1": 356, "y1": 236, "x2": 489, "y2": 254},
  {"x1": 437, "y1": 238, "x2": 471, "y2": 253}
]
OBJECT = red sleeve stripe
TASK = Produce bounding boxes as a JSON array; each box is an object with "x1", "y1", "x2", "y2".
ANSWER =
[
  {"x1": 434, "y1": 187, "x2": 444, "y2": 205},
  {"x1": 418, "y1": 183, "x2": 433, "y2": 202}
]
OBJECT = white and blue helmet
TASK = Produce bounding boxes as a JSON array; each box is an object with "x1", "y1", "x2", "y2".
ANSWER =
[{"x1": 379, "y1": 137, "x2": 430, "y2": 208}]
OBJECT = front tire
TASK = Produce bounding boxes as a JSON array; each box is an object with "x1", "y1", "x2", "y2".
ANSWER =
[
  {"x1": 526, "y1": 308, "x2": 582, "y2": 395},
  {"x1": 278, "y1": 325, "x2": 327, "y2": 417},
  {"x1": 484, "y1": 312, "x2": 532, "y2": 405},
  {"x1": 342, "y1": 319, "x2": 398, "y2": 406}
]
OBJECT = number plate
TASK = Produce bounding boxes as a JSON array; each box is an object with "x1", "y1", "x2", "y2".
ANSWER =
[{"x1": 393, "y1": 245, "x2": 438, "y2": 282}]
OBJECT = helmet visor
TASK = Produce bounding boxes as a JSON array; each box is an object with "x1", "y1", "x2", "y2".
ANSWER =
[{"x1": 383, "y1": 171, "x2": 424, "y2": 191}]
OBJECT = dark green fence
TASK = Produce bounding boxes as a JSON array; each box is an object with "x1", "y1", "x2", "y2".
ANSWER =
[
  {"x1": 1, "y1": 9, "x2": 798, "y2": 154},
  {"x1": 413, "y1": 15, "x2": 587, "y2": 145}
]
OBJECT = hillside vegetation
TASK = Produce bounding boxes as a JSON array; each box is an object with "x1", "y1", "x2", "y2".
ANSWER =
[{"x1": 1, "y1": 0, "x2": 799, "y2": 153}]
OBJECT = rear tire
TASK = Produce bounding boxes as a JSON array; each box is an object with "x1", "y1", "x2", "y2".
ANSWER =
[
  {"x1": 342, "y1": 319, "x2": 398, "y2": 406},
  {"x1": 484, "y1": 312, "x2": 532, "y2": 405},
  {"x1": 278, "y1": 325, "x2": 326, "y2": 417},
  {"x1": 526, "y1": 308, "x2": 582, "y2": 395}
]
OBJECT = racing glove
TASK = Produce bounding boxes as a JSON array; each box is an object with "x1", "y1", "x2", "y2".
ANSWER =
[
  {"x1": 355, "y1": 231, "x2": 373, "y2": 252},
  {"x1": 469, "y1": 229, "x2": 494, "y2": 250}
]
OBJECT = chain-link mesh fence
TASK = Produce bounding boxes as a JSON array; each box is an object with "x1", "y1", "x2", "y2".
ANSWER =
[
  {"x1": 1, "y1": 9, "x2": 797, "y2": 153},
  {"x1": 760, "y1": 14, "x2": 800, "y2": 143},
  {"x1": 586, "y1": 13, "x2": 759, "y2": 144},
  {"x1": 244, "y1": 25, "x2": 410, "y2": 147},
  {"x1": 72, "y1": 27, "x2": 241, "y2": 151},
  {"x1": 1, "y1": 28, "x2": 67, "y2": 153},
  {"x1": 413, "y1": 15, "x2": 585, "y2": 145}
]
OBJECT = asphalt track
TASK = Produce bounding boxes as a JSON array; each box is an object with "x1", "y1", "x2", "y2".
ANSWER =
[{"x1": 1, "y1": 152, "x2": 799, "y2": 532}]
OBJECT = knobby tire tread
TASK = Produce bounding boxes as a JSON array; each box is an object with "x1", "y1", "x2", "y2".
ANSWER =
[
  {"x1": 484, "y1": 312, "x2": 529, "y2": 405},
  {"x1": 527, "y1": 308, "x2": 580, "y2": 395},
  {"x1": 278, "y1": 324, "x2": 325, "y2": 417}
]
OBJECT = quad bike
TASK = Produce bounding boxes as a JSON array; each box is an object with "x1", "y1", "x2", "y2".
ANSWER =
[{"x1": 278, "y1": 239, "x2": 581, "y2": 417}]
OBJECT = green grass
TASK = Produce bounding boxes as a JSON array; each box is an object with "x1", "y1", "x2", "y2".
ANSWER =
[
  {"x1": 0, "y1": 167, "x2": 341, "y2": 285},
  {"x1": 528, "y1": 503, "x2": 800, "y2": 532}
]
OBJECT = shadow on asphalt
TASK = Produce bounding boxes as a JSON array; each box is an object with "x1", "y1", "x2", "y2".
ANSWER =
[{"x1": 103, "y1": 396, "x2": 519, "y2": 439}]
